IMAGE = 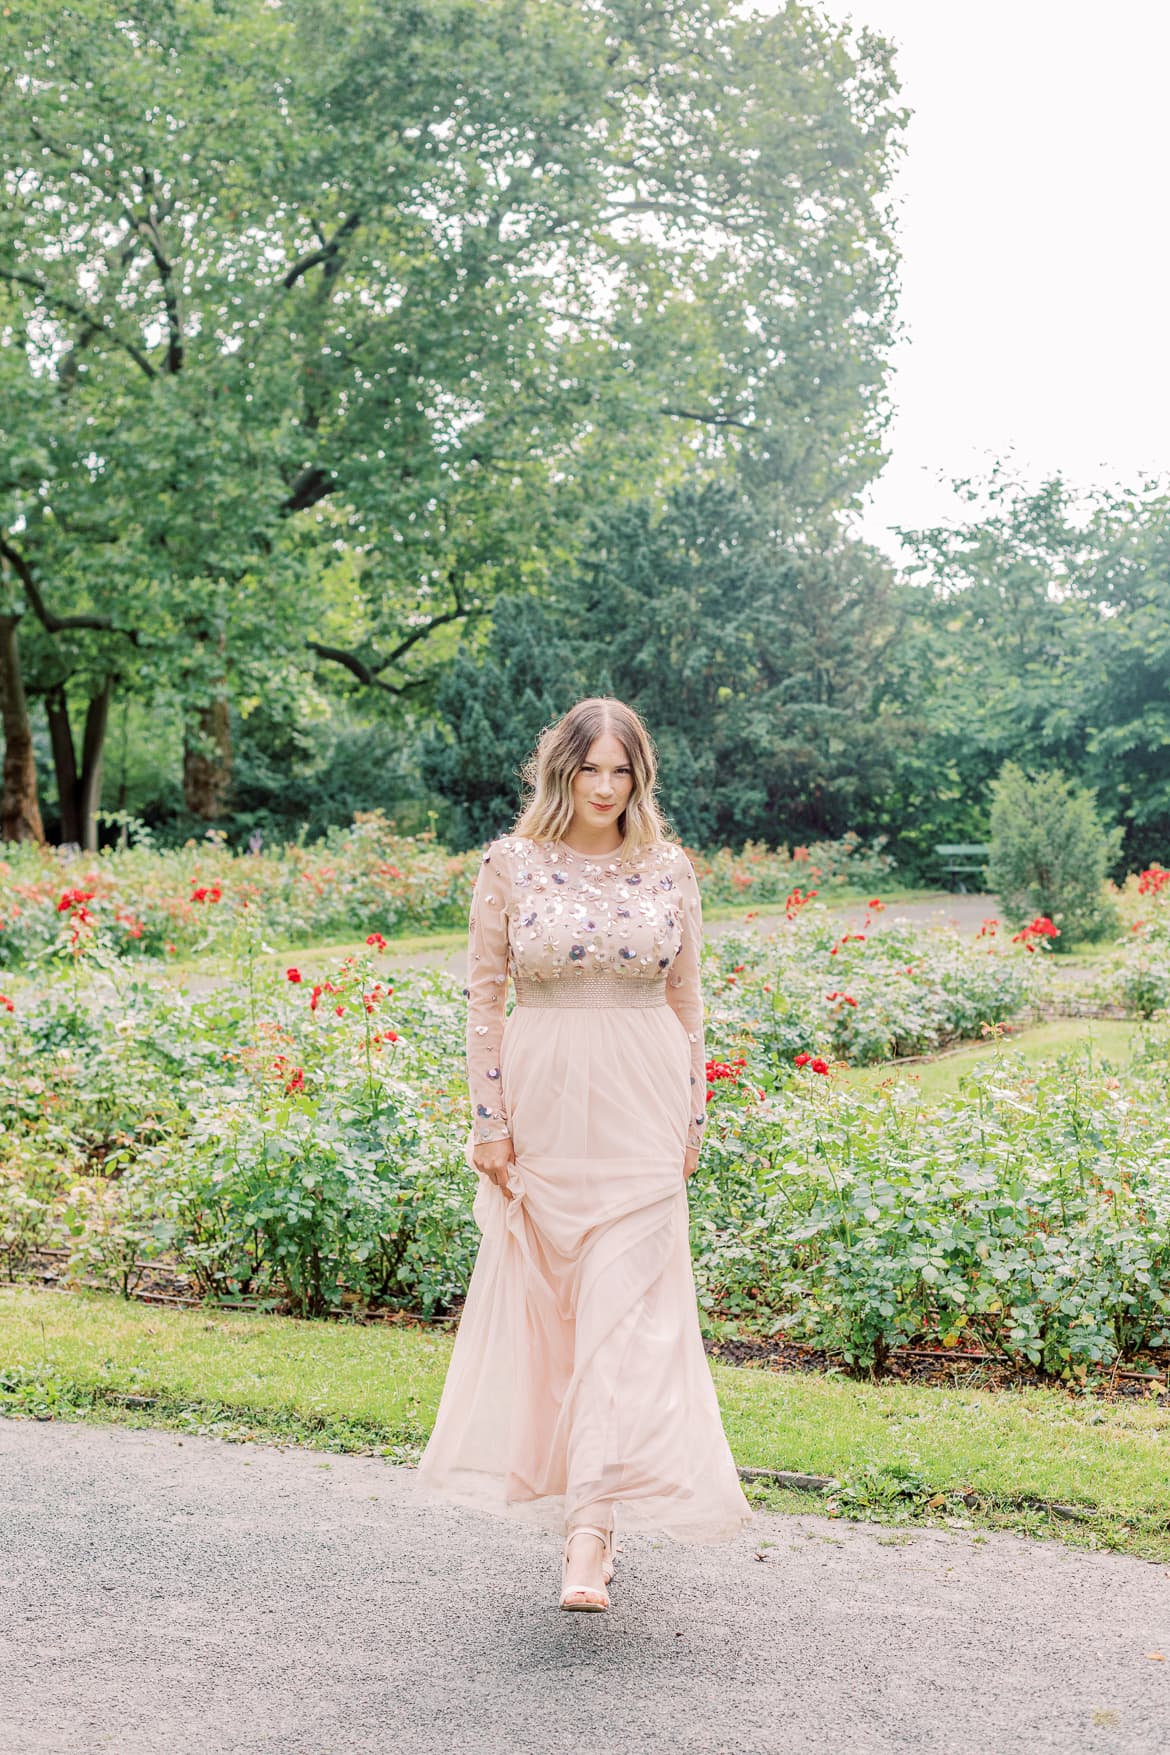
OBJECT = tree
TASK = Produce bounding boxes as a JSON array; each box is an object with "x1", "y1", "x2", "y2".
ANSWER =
[
  {"x1": 1074, "y1": 495, "x2": 1170, "y2": 867},
  {"x1": 0, "y1": 0, "x2": 905, "y2": 843},
  {"x1": 417, "y1": 595, "x2": 603, "y2": 845},
  {"x1": 424, "y1": 479, "x2": 909, "y2": 847},
  {"x1": 986, "y1": 760, "x2": 1122, "y2": 946},
  {"x1": 884, "y1": 471, "x2": 1170, "y2": 875}
]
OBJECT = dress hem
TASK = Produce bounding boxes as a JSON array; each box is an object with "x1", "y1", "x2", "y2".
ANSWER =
[{"x1": 413, "y1": 1464, "x2": 756, "y2": 1544}]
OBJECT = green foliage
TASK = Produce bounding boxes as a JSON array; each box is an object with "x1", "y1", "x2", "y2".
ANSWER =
[
  {"x1": 559, "y1": 485, "x2": 910, "y2": 846},
  {"x1": 416, "y1": 595, "x2": 602, "y2": 845},
  {"x1": 1085, "y1": 864, "x2": 1170, "y2": 1020},
  {"x1": 163, "y1": 1086, "x2": 478, "y2": 1321},
  {"x1": 689, "y1": 1044, "x2": 1170, "y2": 1375},
  {"x1": 0, "y1": 1147, "x2": 68, "y2": 1278},
  {"x1": 422, "y1": 482, "x2": 910, "y2": 846},
  {"x1": 705, "y1": 903, "x2": 1040, "y2": 1070},
  {"x1": 884, "y1": 472, "x2": 1170, "y2": 878},
  {"x1": 0, "y1": 821, "x2": 893, "y2": 968},
  {"x1": 0, "y1": 0, "x2": 905, "y2": 838},
  {"x1": 987, "y1": 761, "x2": 1122, "y2": 947}
]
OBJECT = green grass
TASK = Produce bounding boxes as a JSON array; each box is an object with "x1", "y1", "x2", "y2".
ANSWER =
[
  {"x1": 3, "y1": 1286, "x2": 1167, "y2": 1562},
  {"x1": 839, "y1": 1019, "x2": 1147, "y2": 1104}
]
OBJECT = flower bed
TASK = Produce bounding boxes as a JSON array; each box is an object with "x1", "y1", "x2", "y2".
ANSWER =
[
  {"x1": 0, "y1": 818, "x2": 896, "y2": 969},
  {"x1": 1084, "y1": 866, "x2": 1170, "y2": 1020},
  {"x1": 6, "y1": 903, "x2": 1165, "y2": 1382},
  {"x1": 704, "y1": 899, "x2": 1046, "y2": 1068},
  {"x1": 0, "y1": 814, "x2": 476, "y2": 967},
  {"x1": 689, "y1": 1043, "x2": 1170, "y2": 1375}
]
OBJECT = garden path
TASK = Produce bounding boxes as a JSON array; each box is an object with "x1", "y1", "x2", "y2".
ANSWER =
[{"x1": 2, "y1": 1415, "x2": 1166, "y2": 1755}]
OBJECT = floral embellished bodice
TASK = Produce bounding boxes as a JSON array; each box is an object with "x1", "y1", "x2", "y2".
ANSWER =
[{"x1": 464, "y1": 834, "x2": 708, "y2": 1151}]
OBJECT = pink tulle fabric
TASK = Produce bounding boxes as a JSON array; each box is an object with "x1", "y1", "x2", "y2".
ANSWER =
[{"x1": 414, "y1": 836, "x2": 754, "y2": 1543}]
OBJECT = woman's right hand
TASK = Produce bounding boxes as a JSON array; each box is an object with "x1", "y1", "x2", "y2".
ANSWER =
[{"x1": 471, "y1": 1135, "x2": 516, "y2": 1200}]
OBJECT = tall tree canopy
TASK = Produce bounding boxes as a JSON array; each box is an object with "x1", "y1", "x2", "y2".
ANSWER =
[{"x1": 0, "y1": 0, "x2": 905, "y2": 843}]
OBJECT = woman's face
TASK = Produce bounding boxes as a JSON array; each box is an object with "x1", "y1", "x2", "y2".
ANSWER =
[{"x1": 570, "y1": 732, "x2": 634, "y2": 830}]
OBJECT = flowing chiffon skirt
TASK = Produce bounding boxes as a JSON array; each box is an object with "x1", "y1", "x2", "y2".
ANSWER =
[{"x1": 415, "y1": 998, "x2": 754, "y2": 1542}]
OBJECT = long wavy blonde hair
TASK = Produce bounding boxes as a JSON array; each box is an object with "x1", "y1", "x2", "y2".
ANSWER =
[{"x1": 510, "y1": 698, "x2": 676, "y2": 858}]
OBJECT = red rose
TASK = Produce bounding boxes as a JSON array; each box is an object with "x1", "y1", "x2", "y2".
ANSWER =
[
  {"x1": 794, "y1": 1052, "x2": 813, "y2": 1067},
  {"x1": 286, "y1": 968, "x2": 303, "y2": 984},
  {"x1": 811, "y1": 1058, "x2": 829, "y2": 1075},
  {"x1": 57, "y1": 888, "x2": 96, "y2": 913}
]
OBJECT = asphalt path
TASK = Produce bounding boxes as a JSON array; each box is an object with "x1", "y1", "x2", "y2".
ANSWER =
[{"x1": 2, "y1": 1416, "x2": 1167, "y2": 1755}]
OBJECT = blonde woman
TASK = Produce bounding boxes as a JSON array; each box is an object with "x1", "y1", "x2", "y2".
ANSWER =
[{"x1": 416, "y1": 698, "x2": 753, "y2": 1609}]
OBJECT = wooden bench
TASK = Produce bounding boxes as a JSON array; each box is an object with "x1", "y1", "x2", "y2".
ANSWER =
[{"x1": 933, "y1": 843, "x2": 990, "y2": 893}]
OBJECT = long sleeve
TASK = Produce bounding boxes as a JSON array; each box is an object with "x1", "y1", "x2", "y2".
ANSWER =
[
  {"x1": 665, "y1": 847, "x2": 708, "y2": 1152},
  {"x1": 465, "y1": 839, "x2": 513, "y2": 1144}
]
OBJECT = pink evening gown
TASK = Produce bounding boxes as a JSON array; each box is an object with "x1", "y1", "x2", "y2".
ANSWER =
[{"x1": 414, "y1": 834, "x2": 754, "y2": 1543}]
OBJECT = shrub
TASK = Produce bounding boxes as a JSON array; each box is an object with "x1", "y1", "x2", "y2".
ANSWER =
[{"x1": 986, "y1": 761, "x2": 1122, "y2": 948}]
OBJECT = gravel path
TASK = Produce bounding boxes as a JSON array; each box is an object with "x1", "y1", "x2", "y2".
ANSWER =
[{"x1": 2, "y1": 1416, "x2": 1167, "y2": 1755}]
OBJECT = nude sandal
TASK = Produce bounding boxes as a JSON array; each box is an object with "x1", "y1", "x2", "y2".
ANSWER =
[{"x1": 559, "y1": 1524, "x2": 615, "y2": 1612}]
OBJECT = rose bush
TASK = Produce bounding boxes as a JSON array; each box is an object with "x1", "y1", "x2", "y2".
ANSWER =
[
  {"x1": 3, "y1": 886, "x2": 1167, "y2": 1381},
  {"x1": 0, "y1": 818, "x2": 895, "y2": 970}
]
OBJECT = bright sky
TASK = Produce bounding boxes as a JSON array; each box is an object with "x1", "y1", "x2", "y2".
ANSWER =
[{"x1": 804, "y1": 0, "x2": 1170, "y2": 558}]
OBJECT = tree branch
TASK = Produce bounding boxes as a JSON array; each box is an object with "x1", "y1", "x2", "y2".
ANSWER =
[
  {"x1": 279, "y1": 465, "x2": 337, "y2": 515},
  {"x1": 128, "y1": 200, "x2": 183, "y2": 374},
  {"x1": 306, "y1": 600, "x2": 480, "y2": 692},
  {"x1": 305, "y1": 643, "x2": 429, "y2": 696},
  {"x1": 280, "y1": 211, "x2": 363, "y2": 291},
  {"x1": 0, "y1": 538, "x2": 140, "y2": 643},
  {"x1": 660, "y1": 404, "x2": 761, "y2": 433},
  {"x1": 367, "y1": 599, "x2": 471, "y2": 670},
  {"x1": 0, "y1": 268, "x2": 158, "y2": 379}
]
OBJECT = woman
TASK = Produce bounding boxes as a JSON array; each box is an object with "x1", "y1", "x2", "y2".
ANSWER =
[{"x1": 415, "y1": 698, "x2": 753, "y2": 1610}]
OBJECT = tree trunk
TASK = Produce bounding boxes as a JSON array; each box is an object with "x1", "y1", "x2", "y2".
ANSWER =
[
  {"x1": 46, "y1": 684, "x2": 81, "y2": 845},
  {"x1": 183, "y1": 691, "x2": 233, "y2": 819},
  {"x1": 46, "y1": 678, "x2": 113, "y2": 850},
  {"x1": 79, "y1": 679, "x2": 112, "y2": 852},
  {"x1": 0, "y1": 614, "x2": 45, "y2": 843}
]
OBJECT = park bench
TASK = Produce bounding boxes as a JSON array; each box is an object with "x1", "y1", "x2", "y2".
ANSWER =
[{"x1": 933, "y1": 843, "x2": 990, "y2": 892}]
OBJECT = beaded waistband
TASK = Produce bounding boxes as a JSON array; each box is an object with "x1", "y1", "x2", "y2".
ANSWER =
[{"x1": 513, "y1": 972, "x2": 667, "y2": 1009}]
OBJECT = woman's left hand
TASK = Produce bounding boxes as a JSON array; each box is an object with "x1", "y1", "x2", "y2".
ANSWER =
[{"x1": 683, "y1": 1146, "x2": 700, "y2": 1181}]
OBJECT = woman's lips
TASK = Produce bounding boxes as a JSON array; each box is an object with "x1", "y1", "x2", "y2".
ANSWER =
[{"x1": 591, "y1": 802, "x2": 614, "y2": 811}]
